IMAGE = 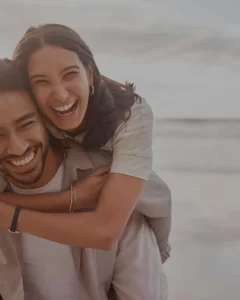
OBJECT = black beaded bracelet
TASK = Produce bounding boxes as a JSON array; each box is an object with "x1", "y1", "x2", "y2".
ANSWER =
[{"x1": 8, "y1": 206, "x2": 21, "y2": 234}]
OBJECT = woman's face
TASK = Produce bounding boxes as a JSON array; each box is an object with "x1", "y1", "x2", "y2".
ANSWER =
[{"x1": 27, "y1": 45, "x2": 93, "y2": 132}]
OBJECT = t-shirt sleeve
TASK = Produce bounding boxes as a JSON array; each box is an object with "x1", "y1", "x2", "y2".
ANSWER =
[{"x1": 110, "y1": 98, "x2": 153, "y2": 180}]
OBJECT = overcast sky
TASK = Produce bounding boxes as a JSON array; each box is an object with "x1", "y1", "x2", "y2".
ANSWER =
[{"x1": 0, "y1": 0, "x2": 239, "y2": 118}]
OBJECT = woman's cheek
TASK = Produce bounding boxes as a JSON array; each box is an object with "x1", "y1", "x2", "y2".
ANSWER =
[{"x1": 34, "y1": 88, "x2": 49, "y2": 108}]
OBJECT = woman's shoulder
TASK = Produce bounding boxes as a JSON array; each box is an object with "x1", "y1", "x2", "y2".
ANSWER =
[
  {"x1": 103, "y1": 97, "x2": 153, "y2": 152},
  {"x1": 127, "y1": 97, "x2": 153, "y2": 128},
  {"x1": 116, "y1": 97, "x2": 153, "y2": 140},
  {"x1": 131, "y1": 97, "x2": 153, "y2": 116},
  {"x1": 102, "y1": 97, "x2": 153, "y2": 180}
]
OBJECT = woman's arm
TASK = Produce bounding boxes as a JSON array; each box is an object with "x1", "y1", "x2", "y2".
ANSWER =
[
  {"x1": 0, "y1": 99, "x2": 153, "y2": 250},
  {"x1": 0, "y1": 173, "x2": 145, "y2": 250},
  {"x1": 0, "y1": 166, "x2": 108, "y2": 212}
]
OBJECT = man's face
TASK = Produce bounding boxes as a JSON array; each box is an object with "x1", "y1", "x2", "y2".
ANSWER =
[{"x1": 0, "y1": 90, "x2": 49, "y2": 186}]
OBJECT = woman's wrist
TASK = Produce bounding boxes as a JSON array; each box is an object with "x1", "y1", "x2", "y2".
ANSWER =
[{"x1": 58, "y1": 189, "x2": 71, "y2": 212}]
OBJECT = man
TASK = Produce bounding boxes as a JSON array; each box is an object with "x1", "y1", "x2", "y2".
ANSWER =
[{"x1": 0, "y1": 59, "x2": 167, "y2": 299}]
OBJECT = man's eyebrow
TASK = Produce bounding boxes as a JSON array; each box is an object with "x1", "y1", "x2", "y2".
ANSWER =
[
  {"x1": 29, "y1": 65, "x2": 80, "y2": 80},
  {"x1": 15, "y1": 112, "x2": 37, "y2": 124}
]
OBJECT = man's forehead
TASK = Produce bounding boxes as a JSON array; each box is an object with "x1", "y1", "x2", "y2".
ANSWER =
[
  {"x1": 0, "y1": 90, "x2": 38, "y2": 124},
  {"x1": 0, "y1": 90, "x2": 37, "y2": 110}
]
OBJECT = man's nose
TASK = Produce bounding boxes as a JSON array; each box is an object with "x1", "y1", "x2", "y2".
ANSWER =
[
  {"x1": 7, "y1": 133, "x2": 29, "y2": 156},
  {"x1": 52, "y1": 84, "x2": 69, "y2": 103}
]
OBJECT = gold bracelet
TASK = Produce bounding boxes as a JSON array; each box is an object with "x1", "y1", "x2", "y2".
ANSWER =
[
  {"x1": 69, "y1": 185, "x2": 74, "y2": 213},
  {"x1": 72, "y1": 185, "x2": 77, "y2": 212}
]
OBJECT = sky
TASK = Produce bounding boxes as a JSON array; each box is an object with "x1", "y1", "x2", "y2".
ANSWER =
[{"x1": 0, "y1": 0, "x2": 239, "y2": 118}]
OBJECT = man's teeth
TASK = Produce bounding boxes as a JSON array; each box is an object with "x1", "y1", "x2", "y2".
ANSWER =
[
  {"x1": 11, "y1": 151, "x2": 35, "y2": 167},
  {"x1": 53, "y1": 101, "x2": 75, "y2": 112}
]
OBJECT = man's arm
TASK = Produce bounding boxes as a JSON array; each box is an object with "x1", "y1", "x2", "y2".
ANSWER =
[{"x1": 111, "y1": 212, "x2": 168, "y2": 300}]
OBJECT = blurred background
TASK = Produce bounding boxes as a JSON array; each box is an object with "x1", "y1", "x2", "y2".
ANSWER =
[{"x1": 0, "y1": 1, "x2": 239, "y2": 299}]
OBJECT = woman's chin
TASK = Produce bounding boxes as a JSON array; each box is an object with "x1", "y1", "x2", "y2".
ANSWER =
[{"x1": 50, "y1": 114, "x2": 82, "y2": 132}]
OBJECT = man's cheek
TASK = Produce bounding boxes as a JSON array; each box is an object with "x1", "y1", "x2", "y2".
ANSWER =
[
  {"x1": 31, "y1": 126, "x2": 46, "y2": 143},
  {"x1": 38, "y1": 125, "x2": 47, "y2": 138}
]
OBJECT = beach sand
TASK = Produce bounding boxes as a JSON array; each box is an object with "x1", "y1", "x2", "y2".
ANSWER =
[{"x1": 157, "y1": 170, "x2": 240, "y2": 300}]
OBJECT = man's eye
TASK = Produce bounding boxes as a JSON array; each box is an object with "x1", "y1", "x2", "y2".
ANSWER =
[{"x1": 21, "y1": 121, "x2": 35, "y2": 128}]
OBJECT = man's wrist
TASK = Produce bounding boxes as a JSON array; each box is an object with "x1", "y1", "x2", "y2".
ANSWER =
[{"x1": 0, "y1": 202, "x2": 15, "y2": 228}]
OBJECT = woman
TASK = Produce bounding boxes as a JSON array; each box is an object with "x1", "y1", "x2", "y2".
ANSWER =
[{"x1": 0, "y1": 24, "x2": 171, "y2": 261}]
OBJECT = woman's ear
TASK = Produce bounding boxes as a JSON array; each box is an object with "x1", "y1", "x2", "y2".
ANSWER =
[{"x1": 86, "y1": 66, "x2": 94, "y2": 85}]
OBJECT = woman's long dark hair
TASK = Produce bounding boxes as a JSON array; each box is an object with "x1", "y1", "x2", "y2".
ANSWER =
[{"x1": 13, "y1": 24, "x2": 141, "y2": 150}]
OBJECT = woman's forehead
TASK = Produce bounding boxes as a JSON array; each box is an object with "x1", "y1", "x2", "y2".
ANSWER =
[{"x1": 27, "y1": 45, "x2": 84, "y2": 74}]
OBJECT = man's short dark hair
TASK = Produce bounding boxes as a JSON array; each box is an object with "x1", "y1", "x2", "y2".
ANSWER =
[{"x1": 0, "y1": 58, "x2": 28, "y2": 92}]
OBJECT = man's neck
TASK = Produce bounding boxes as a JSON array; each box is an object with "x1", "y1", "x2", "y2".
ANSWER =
[{"x1": 10, "y1": 148, "x2": 62, "y2": 190}]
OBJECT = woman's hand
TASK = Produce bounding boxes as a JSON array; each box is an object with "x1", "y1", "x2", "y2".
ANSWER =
[{"x1": 74, "y1": 165, "x2": 110, "y2": 210}]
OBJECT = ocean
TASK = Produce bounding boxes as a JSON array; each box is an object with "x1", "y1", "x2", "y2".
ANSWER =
[
  {"x1": 1, "y1": 1, "x2": 240, "y2": 299},
  {"x1": 153, "y1": 120, "x2": 240, "y2": 300},
  {"x1": 154, "y1": 119, "x2": 240, "y2": 174}
]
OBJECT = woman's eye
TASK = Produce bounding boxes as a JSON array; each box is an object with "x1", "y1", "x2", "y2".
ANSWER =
[
  {"x1": 33, "y1": 79, "x2": 49, "y2": 85},
  {"x1": 64, "y1": 71, "x2": 78, "y2": 80}
]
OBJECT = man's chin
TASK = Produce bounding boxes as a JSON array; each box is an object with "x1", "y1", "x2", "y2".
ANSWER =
[
  {"x1": 9, "y1": 175, "x2": 41, "y2": 188},
  {"x1": 7, "y1": 166, "x2": 44, "y2": 189}
]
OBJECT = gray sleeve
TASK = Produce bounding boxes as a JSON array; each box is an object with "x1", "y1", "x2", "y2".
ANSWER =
[
  {"x1": 136, "y1": 172, "x2": 172, "y2": 263},
  {"x1": 145, "y1": 216, "x2": 172, "y2": 263},
  {"x1": 112, "y1": 212, "x2": 168, "y2": 300},
  {"x1": 110, "y1": 99, "x2": 153, "y2": 180}
]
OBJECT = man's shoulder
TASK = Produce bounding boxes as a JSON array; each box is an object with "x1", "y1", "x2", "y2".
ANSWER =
[
  {"x1": 62, "y1": 139, "x2": 112, "y2": 181},
  {"x1": 63, "y1": 139, "x2": 111, "y2": 163},
  {"x1": 62, "y1": 139, "x2": 85, "y2": 155}
]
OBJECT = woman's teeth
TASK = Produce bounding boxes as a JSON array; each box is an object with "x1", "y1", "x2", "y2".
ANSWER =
[
  {"x1": 53, "y1": 101, "x2": 76, "y2": 113},
  {"x1": 11, "y1": 151, "x2": 35, "y2": 167}
]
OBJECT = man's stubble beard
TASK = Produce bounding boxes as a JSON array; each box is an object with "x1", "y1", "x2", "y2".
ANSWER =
[{"x1": 6, "y1": 143, "x2": 50, "y2": 186}]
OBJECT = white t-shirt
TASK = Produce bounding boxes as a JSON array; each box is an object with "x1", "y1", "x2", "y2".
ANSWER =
[{"x1": 9, "y1": 164, "x2": 82, "y2": 300}]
